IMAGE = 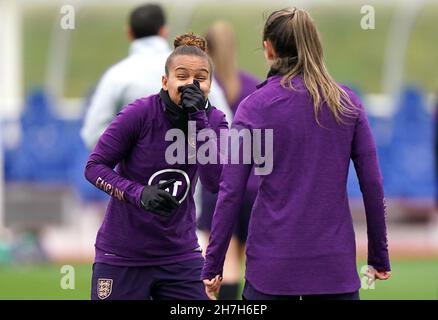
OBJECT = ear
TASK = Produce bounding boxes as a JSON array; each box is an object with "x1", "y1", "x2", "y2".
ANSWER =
[
  {"x1": 126, "y1": 25, "x2": 135, "y2": 41},
  {"x1": 162, "y1": 75, "x2": 168, "y2": 90},
  {"x1": 263, "y1": 40, "x2": 276, "y2": 61},
  {"x1": 158, "y1": 26, "x2": 169, "y2": 39}
]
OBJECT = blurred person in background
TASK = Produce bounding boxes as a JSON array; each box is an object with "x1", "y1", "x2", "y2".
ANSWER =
[
  {"x1": 197, "y1": 20, "x2": 260, "y2": 300},
  {"x1": 202, "y1": 7, "x2": 391, "y2": 300},
  {"x1": 80, "y1": 3, "x2": 230, "y2": 150},
  {"x1": 434, "y1": 94, "x2": 438, "y2": 233},
  {"x1": 84, "y1": 33, "x2": 228, "y2": 300}
]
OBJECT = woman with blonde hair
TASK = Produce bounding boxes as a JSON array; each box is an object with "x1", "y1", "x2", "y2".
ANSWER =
[{"x1": 202, "y1": 8, "x2": 391, "y2": 300}]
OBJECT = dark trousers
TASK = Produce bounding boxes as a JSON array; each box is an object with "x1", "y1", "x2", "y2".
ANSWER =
[
  {"x1": 242, "y1": 281, "x2": 360, "y2": 300},
  {"x1": 91, "y1": 258, "x2": 208, "y2": 300}
]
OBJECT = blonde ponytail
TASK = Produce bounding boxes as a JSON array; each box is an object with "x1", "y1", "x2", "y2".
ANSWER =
[{"x1": 264, "y1": 8, "x2": 357, "y2": 125}]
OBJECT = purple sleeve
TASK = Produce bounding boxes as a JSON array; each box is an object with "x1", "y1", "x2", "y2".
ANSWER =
[
  {"x1": 201, "y1": 104, "x2": 253, "y2": 280},
  {"x1": 351, "y1": 102, "x2": 391, "y2": 272},
  {"x1": 84, "y1": 102, "x2": 145, "y2": 208},
  {"x1": 189, "y1": 109, "x2": 229, "y2": 193}
]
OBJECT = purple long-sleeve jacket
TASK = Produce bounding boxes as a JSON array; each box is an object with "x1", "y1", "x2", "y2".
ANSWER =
[
  {"x1": 85, "y1": 93, "x2": 228, "y2": 266},
  {"x1": 202, "y1": 74, "x2": 390, "y2": 295}
]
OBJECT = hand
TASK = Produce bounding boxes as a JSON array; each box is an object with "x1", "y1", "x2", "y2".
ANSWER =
[
  {"x1": 365, "y1": 267, "x2": 391, "y2": 286},
  {"x1": 178, "y1": 80, "x2": 206, "y2": 113},
  {"x1": 375, "y1": 270, "x2": 391, "y2": 280},
  {"x1": 140, "y1": 179, "x2": 179, "y2": 217},
  {"x1": 203, "y1": 275, "x2": 222, "y2": 300}
]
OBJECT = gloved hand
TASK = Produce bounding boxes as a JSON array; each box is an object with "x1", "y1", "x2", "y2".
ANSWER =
[
  {"x1": 140, "y1": 179, "x2": 179, "y2": 217},
  {"x1": 178, "y1": 80, "x2": 206, "y2": 113}
]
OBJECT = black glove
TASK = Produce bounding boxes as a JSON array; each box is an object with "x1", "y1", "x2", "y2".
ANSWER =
[
  {"x1": 140, "y1": 179, "x2": 179, "y2": 217},
  {"x1": 178, "y1": 80, "x2": 206, "y2": 113}
]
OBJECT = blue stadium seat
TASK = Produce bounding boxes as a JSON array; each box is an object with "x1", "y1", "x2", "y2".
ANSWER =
[
  {"x1": 6, "y1": 90, "x2": 81, "y2": 182},
  {"x1": 3, "y1": 89, "x2": 109, "y2": 203},
  {"x1": 388, "y1": 86, "x2": 435, "y2": 197}
]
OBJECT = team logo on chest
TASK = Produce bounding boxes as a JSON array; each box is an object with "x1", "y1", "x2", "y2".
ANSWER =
[
  {"x1": 97, "y1": 278, "x2": 113, "y2": 300},
  {"x1": 148, "y1": 169, "x2": 191, "y2": 204}
]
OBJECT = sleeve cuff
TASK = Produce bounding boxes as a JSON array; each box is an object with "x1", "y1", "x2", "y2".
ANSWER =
[
  {"x1": 133, "y1": 184, "x2": 145, "y2": 209},
  {"x1": 201, "y1": 266, "x2": 223, "y2": 281},
  {"x1": 367, "y1": 258, "x2": 391, "y2": 272}
]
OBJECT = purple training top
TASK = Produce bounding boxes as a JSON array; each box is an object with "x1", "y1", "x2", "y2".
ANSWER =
[
  {"x1": 85, "y1": 93, "x2": 227, "y2": 267},
  {"x1": 202, "y1": 74, "x2": 390, "y2": 295}
]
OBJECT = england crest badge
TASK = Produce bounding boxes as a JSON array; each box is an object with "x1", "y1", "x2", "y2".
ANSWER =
[{"x1": 97, "y1": 278, "x2": 113, "y2": 300}]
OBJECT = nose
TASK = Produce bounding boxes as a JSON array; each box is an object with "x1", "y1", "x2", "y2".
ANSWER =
[
  {"x1": 185, "y1": 75, "x2": 199, "y2": 85},
  {"x1": 177, "y1": 78, "x2": 196, "y2": 93}
]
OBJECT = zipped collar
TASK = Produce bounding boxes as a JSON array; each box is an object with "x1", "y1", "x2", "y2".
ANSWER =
[{"x1": 129, "y1": 36, "x2": 170, "y2": 56}]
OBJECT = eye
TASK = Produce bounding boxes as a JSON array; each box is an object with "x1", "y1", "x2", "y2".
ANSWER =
[{"x1": 196, "y1": 77, "x2": 207, "y2": 81}]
